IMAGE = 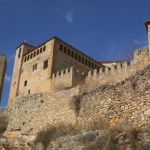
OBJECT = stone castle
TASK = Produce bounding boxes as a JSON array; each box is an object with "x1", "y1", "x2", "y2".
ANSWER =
[
  {"x1": 4, "y1": 21, "x2": 150, "y2": 135},
  {"x1": 0, "y1": 54, "x2": 6, "y2": 100},
  {"x1": 8, "y1": 21, "x2": 150, "y2": 107}
]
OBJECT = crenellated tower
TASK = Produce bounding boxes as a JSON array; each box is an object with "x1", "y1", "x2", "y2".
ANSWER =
[{"x1": 8, "y1": 42, "x2": 34, "y2": 106}]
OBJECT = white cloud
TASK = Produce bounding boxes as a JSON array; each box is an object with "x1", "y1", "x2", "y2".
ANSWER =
[
  {"x1": 5, "y1": 73, "x2": 11, "y2": 82},
  {"x1": 57, "y1": 8, "x2": 74, "y2": 23},
  {"x1": 65, "y1": 11, "x2": 73, "y2": 23}
]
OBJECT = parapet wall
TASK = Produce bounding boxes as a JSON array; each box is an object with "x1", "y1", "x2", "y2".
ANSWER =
[
  {"x1": 84, "y1": 47, "x2": 150, "y2": 92},
  {"x1": 50, "y1": 67, "x2": 86, "y2": 91}
]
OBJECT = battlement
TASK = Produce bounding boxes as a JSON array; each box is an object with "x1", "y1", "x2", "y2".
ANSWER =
[
  {"x1": 84, "y1": 47, "x2": 150, "y2": 92},
  {"x1": 50, "y1": 67, "x2": 86, "y2": 91},
  {"x1": 87, "y1": 61, "x2": 131, "y2": 77}
]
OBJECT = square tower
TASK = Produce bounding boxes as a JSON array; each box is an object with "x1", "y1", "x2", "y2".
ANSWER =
[{"x1": 0, "y1": 54, "x2": 6, "y2": 100}]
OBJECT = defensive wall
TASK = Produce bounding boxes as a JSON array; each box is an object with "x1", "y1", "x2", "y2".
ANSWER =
[
  {"x1": 6, "y1": 63, "x2": 150, "y2": 135},
  {"x1": 82, "y1": 47, "x2": 150, "y2": 92},
  {"x1": 50, "y1": 67, "x2": 86, "y2": 91}
]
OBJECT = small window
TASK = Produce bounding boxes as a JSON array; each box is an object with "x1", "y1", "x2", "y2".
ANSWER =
[
  {"x1": 85, "y1": 59, "x2": 87, "y2": 65},
  {"x1": 37, "y1": 49, "x2": 39, "y2": 55},
  {"x1": 64, "y1": 47, "x2": 67, "y2": 53},
  {"x1": 32, "y1": 64, "x2": 37, "y2": 71},
  {"x1": 33, "y1": 51, "x2": 36, "y2": 57},
  {"x1": 82, "y1": 57, "x2": 84, "y2": 63},
  {"x1": 24, "y1": 80, "x2": 27, "y2": 87},
  {"x1": 78, "y1": 55, "x2": 81, "y2": 62},
  {"x1": 71, "y1": 51, "x2": 74, "y2": 58},
  {"x1": 27, "y1": 55, "x2": 30, "y2": 60},
  {"x1": 43, "y1": 46, "x2": 46, "y2": 51},
  {"x1": 24, "y1": 57, "x2": 27, "y2": 62},
  {"x1": 40, "y1": 48, "x2": 42, "y2": 53},
  {"x1": 59, "y1": 44, "x2": 63, "y2": 51},
  {"x1": 28, "y1": 90, "x2": 30, "y2": 94},
  {"x1": 30, "y1": 53, "x2": 33, "y2": 59},
  {"x1": 43, "y1": 60, "x2": 48, "y2": 69},
  {"x1": 75, "y1": 53, "x2": 77, "y2": 60},
  {"x1": 68, "y1": 49, "x2": 70, "y2": 55},
  {"x1": 91, "y1": 63, "x2": 94, "y2": 68},
  {"x1": 18, "y1": 48, "x2": 21, "y2": 58},
  {"x1": 88, "y1": 61, "x2": 91, "y2": 67}
]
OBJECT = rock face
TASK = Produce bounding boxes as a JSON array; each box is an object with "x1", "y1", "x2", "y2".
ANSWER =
[{"x1": 1, "y1": 129, "x2": 150, "y2": 150}]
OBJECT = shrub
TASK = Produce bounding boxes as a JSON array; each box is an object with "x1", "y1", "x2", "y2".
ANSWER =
[{"x1": 0, "y1": 112, "x2": 9, "y2": 134}]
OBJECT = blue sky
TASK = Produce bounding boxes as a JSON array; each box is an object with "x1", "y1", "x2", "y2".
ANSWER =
[{"x1": 0, "y1": 0, "x2": 149, "y2": 107}]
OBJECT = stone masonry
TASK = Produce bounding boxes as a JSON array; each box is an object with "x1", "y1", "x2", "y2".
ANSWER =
[{"x1": 0, "y1": 54, "x2": 6, "y2": 100}]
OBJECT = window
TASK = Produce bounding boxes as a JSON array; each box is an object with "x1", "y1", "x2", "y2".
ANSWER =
[
  {"x1": 71, "y1": 51, "x2": 74, "y2": 58},
  {"x1": 43, "y1": 46, "x2": 46, "y2": 51},
  {"x1": 37, "y1": 49, "x2": 39, "y2": 55},
  {"x1": 68, "y1": 49, "x2": 70, "y2": 55},
  {"x1": 24, "y1": 57, "x2": 27, "y2": 62},
  {"x1": 24, "y1": 80, "x2": 27, "y2": 87},
  {"x1": 82, "y1": 57, "x2": 84, "y2": 63},
  {"x1": 40, "y1": 48, "x2": 42, "y2": 53},
  {"x1": 30, "y1": 53, "x2": 33, "y2": 59},
  {"x1": 28, "y1": 90, "x2": 30, "y2": 94},
  {"x1": 64, "y1": 47, "x2": 67, "y2": 53},
  {"x1": 27, "y1": 55, "x2": 30, "y2": 61},
  {"x1": 18, "y1": 48, "x2": 21, "y2": 58},
  {"x1": 33, "y1": 51, "x2": 36, "y2": 57},
  {"x1": 85, "y1": 59, "x2": 87, "y2": 65},
  {"x1": 32, "y1": 64, "x2": 37, "y2": 71},
  {"x1": 75, "y1": 53, "x2": 77, "y2": 60},
  {"x1": 78, "y1": 55, "x2": 81, "y2": 62},
  {"x1": 59, "y1": 44, "x2": 63, "y2": 51},
  {"x1": 43, "y1": 60, "x2": 48, "y2": 69}
]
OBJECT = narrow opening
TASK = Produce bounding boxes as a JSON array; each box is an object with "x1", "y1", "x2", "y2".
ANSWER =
[
  {"x1": 43, "y1": 45, "x2": 46, "y2": 51},
  {"x1": 18, "y1": 48, "x2": 21, "y2": 58},
  {"x1": 28, "y1": 90, "x2": 30, "y2": 94},
  {"x1": 43, "y1": 60, "x2": 48, "y2": 69},
  {"x1": 24, "y1": 80, "x2": 27, "y2": 87}
]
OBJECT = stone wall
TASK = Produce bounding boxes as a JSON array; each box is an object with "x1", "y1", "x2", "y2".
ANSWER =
[
  {"x1": 78, "y1": 64, "x2": 150, "y2": 128},
  {"x1": 0, "y1": 54, "x2": 6, "y2": 100},
  {"x1": 7, "y1": 87, "x2": 79, "y2": 135},
  {"x1": 84, "y1": 47, "x2": 150, "y2": 92},
  {"x1": 50, "y1": 67, "x2": 86, "y2": 91},
  {"x1": 7, "y1": 64, "x2": 150, "y2": 135}
]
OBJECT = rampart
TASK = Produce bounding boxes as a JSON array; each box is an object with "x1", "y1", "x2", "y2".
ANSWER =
[
  {"x1": 7, "y1": 64, "x2": 150, "y2": 135},
  {"x1": 83, "y1": 47, "x2": 150, "y2": 92},
  {"x1": 50, "y1": 67, "x2": 86, "y2": 91}
]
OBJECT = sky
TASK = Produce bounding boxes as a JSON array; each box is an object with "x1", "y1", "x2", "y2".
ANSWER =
[{"x1": 0, "y1": 0, "x2": 150, "y2": 107}]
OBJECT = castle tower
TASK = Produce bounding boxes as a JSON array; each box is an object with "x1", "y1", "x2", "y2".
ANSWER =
[
  {"x1": 145, "y1": 21, "x2": 150, "y2": 59},
  {"x1": 8, "y1": 42, "x2": 34, "y2": 107},
  {"x1": 0, "y1": 54, "x2": 6, "y2": 100}
]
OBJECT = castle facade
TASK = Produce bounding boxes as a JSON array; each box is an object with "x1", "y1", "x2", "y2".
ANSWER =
[
  {"x1": 8, "y1": 37, "x2": 105, "y2": 106},
  {"x1": 8, "y1": 21, "x2": 150, "y2": 107}
]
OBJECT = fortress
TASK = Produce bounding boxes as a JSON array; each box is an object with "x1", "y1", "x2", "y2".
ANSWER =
[
  {"x1": 4, "y1": 21, "x2": 150, "y2": 135},
  {"x1": 0, "y1": 54, "x2": 6, "y2": 100}
]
